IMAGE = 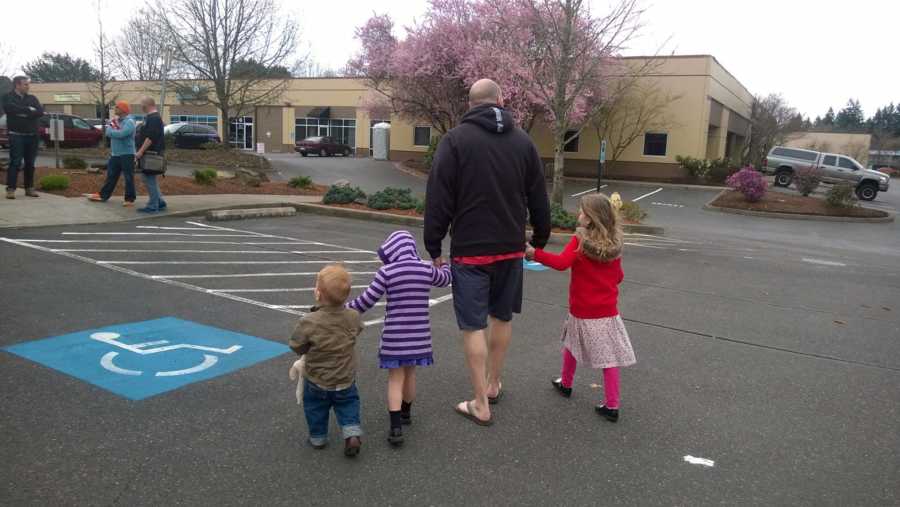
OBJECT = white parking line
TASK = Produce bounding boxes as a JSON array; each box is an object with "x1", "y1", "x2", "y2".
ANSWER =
[
  {"x1": 219, "y1": 286, "x2": 370, "y2": 293},
  {"x1": 13, "y1": 240, "x2": 314, "y2": 245},
  {"x1": 571, "y1": 185, "x2": 606, "y2": 197},
  {"x1": 61, "y1": 232, "x2": 258, "y2": 237},
  {"x1": 801, "y1": 257, "x2": 847, "y2": 267},
  {"x1": 0, "y1": 237, "x2": 306, "y2": 316},
  {"x1": 100, "y1": 260, "x2": 381, "y2": 265},
  {"x1": 632, "y1": 187, "x2": 663, "y2": 202},
  {"x1": 154, "y1": 271, "x2": 378, "y2": 279},
  {"x1": 52, "y1": 249, "x2": 376, "y2": 254}
]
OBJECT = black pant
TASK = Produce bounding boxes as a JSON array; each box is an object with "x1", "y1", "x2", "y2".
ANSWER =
[
  {"x1": 99, "y1": 155, "x2": 136, "y2": 202},
  {"x1": 7, "y1": 133, "x2": 39, "y2": 191}
]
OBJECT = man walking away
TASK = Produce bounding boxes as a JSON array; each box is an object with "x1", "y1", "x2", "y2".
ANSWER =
[
  {"x1": 135, "y1": 97, "x2": 167, "y2": 213},
  {"x1": 425, "y1": 78, "x2": 551, "y2": 426},
  {"x1": 2, "y1": 76, "x2": 44, "y2": 199}
]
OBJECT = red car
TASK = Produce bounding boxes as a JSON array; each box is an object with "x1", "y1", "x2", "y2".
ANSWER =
[
  {"x1": 0, "y1": 113, "x2": 103, "y2": 149},
  {"x1": 295, "y1": 136, "x2": 353, "y2": 157}
]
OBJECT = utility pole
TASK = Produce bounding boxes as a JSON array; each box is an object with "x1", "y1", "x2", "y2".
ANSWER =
[{"x1": 158, "y1": 47, "x2": 173, "y2": 120}]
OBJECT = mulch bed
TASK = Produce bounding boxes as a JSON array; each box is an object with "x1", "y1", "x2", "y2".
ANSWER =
[
  {"x1": 711, "y1": 190, "x2": 888, "y2": 218},
  {"x1": 52, "y1": 147, "x2": 271, "y2": 171},
  {"x1": 27, "y1": 167, "x2": 326, "y2": 198}
]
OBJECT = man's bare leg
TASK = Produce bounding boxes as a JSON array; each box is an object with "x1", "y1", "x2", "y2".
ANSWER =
[
  {"x1": 458, "y1": 328, "x2": 491, "y2": 421},
  {"x1": 486, "y1": 317, "x2": 512, "y2": 398}
]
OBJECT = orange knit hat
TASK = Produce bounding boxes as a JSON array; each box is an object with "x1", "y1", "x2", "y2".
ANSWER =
[{"x1": 115, "y1": 101, "x2": 130, "y2": 114}]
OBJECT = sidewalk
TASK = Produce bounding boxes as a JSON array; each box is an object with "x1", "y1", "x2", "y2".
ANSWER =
[{"x1": 0, "y1": 192, "x2": 322, "y2": 228}]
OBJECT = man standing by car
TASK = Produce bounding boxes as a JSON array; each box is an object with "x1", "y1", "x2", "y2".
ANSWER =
[
  {"x1": 425, "y1": 78, "x2": 551, "y2": 426},
  {"x1": 2, "y1": 76, "x2": 44, "y2": 199},
  {"x1": 135, "y1": 97, "x2": 166, "y2": 213}
]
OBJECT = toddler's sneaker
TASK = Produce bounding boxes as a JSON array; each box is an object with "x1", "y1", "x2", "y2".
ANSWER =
[
  {"x1": 387, "y1": 427, "x2": 404, "y2": 447},
  {"x1": 308, "y1": 437, "x2": 327, "y2": 450},
  {"x1": 595, "y1": 405, "x2": 619, "y2": 423},
  {"x1": 344, "y1": 436, "x2": 361, "y2": 457},
  {"x1": 552, "y1": 378, "x2": 572, "y2": 398}
]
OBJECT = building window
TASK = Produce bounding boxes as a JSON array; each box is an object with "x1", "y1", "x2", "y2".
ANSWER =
[
  {"x1": 414, "y1": 126, "x2": 431, "y2": 146},
  {"x1": 564, "y1": 130, "x2": 580, "y2": 153},
  {"x1": 170, "y1": 115, "x2": 218, "y2": 128},
  {"x1": 295, "y1": 117, "x2": 356, "y2": 148},
  {"x1": 643, "y1": 132, "x2": 667, "y2": 156}
]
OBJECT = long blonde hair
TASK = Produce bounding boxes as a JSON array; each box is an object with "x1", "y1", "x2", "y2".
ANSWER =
[{"x1": 576, "y1": 193, "x2": 623, "y2": 262}]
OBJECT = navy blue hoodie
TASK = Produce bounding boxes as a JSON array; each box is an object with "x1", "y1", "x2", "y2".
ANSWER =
[{"x1": 424, "y1": 104, "x2": 551, "y2": 259}]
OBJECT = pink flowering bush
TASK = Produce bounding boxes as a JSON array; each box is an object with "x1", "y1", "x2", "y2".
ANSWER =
[{"x1": 726, "y1": 166, "x2": 768, "y2": 202}]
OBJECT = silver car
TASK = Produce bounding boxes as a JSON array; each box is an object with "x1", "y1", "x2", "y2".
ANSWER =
[{"x1": 763, "y1": 146, "x2": 890, "y2": 201}]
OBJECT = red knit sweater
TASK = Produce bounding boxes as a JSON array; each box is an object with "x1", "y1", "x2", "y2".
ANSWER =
[{"x1": 533, "y1": 236, "x2": 623, "y2": 319}]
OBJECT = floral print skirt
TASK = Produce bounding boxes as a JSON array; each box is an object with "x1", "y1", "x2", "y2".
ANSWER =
[{"x1": 560, "y1": 314, "x2": 636, "y2": 369}]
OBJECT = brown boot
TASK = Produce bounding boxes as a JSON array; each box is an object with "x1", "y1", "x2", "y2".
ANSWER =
[
  {"x1": 25, "y1": 188, "x2": 39, "y2": 198},
  {"x1": 5, "y1": 190, "x2": 14, "y2": 199},
  {"x1": 343, "y1": 436, "x2": 361, "y2": 457}
]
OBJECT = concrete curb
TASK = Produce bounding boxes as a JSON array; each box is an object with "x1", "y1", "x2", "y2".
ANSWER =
[
  {"x1": 207, "y1": 207, "x2": 297, "y2": 221},
  {"x1": 703, "y1": 190, "x2": 896, "y2": 223},
  {"x1": 294, "y1": 203, "x2": 666, "y2": 239}
]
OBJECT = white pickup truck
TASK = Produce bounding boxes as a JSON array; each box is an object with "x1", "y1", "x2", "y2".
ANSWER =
[{"x1": 763, "y1": 146, "x2": 890, "y2": 201}]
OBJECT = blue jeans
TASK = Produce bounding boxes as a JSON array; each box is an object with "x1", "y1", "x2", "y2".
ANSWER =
[
  {"x1": 141, "y1": 173, "x2": 166, "y2": 210},
  {"x1": 7, "y1": 133, "x2": 39, "y2": 191},
  {"x1": 303, "y1": 380, "x2": 362, "y2": 445},
  {"x1": 99, "y1": 155, "x2": 136, "y2": 202}
]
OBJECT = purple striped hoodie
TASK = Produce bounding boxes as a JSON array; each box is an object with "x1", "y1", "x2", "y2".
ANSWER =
[{"x1": 348, "y1": 230, "x2": 451, "y2": 362}]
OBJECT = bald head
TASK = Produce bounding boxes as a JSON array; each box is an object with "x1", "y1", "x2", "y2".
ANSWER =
[{"x1": 468, "y1": 79, "x2": 503, "y2": 108}]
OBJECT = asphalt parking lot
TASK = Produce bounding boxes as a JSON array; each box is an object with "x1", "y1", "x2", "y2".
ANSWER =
[{"x1": 2, "y1": 213, "x2": 898, "y2": 505}]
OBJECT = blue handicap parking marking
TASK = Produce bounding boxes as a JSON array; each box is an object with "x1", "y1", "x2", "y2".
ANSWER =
[
  {"x1": 3, "y1": 317, "x2": 289, "y2": 401},
  {"x1": 523, "y1": 259, "x2": 549, "y2": 271}
]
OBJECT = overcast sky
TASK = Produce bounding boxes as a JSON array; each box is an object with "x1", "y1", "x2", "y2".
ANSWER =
[{"x1": 2, "y1": 0, "x2": 896, "y2": 118}]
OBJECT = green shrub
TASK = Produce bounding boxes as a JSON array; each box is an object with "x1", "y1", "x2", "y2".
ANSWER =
[
  {"x1": 415, "y1": 197, "x2": 426, "y2": 215},
  {"x1": 707, "y1": 158, "x2": 738, "y2": 184},
  {"x1": 201, "y1": 142, "x2": 227, "y2": 150},
  {"x1": 826, "y1": 182, "x2": 857, "y2": 208},
  {"x1": 619, "y1": 201, "x2": 647, "y2": 223},
  {"x1": 793, "y1": 166, "x2": 821, "y2": 196},
  {"x1": 676, "y1": 155, "x2": 710, "y2": 181},
  {"x1": 323, "y1": 185, "x2": 366, "y2": 205},
  {"x1": 288, "y1": 175, "x2": 313, "y2": 189},
  {"x1": 38, "y1": 174, "x2": 70, "y2": 191},
  {"x1": 193, "y1": 168, "x2": 218, "y2": 185},
  {"x1": 423, "y1": 136, "x2": 440, "y2": 171},
  {"x1": 550, "y1": 204, "x2": 577, "y2": 230},
  {"x1": 62, "y1": 156, "x2": 87, "y2": 169},
  {"x1": 367, "y1": 187, "x2": 419, "y2": 210}
]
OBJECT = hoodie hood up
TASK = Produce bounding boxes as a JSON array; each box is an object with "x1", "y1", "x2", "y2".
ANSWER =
[{"x1": 377, "y1": 230, "x2": 421, "y2": 264}]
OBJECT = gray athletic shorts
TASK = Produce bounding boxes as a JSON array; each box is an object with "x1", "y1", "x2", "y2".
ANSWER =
[{"x1": 451, "y1": 258, "x2": 523, "y2": 331}]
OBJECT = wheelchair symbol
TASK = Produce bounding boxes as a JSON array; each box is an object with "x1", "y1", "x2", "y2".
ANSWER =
[{"x1": 90, "y1": 332, "x2": 242, "y2": 377}]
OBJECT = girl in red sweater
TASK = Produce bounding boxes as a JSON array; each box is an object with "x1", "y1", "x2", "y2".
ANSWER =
[{"x1": 525, "y1": 193, "x2": 636, "y2": 422}]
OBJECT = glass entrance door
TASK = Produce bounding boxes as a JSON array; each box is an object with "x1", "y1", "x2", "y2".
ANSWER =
[{"x1": 229, "y1": 116, "x2": 254, "y2": 150}]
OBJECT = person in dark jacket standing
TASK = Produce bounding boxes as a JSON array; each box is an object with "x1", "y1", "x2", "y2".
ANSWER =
[
  {"x1": 135, "y1": 97, "x2": 167, "y2": 213},
  {"x1": 424, "y1": 78, "x2": 551, "y2": 426},
  {"x1": 2, "y1": 76, "x2": 44, "y2": 199}
]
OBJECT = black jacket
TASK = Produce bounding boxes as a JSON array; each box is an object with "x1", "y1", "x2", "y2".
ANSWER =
[
  {"x1": 1, "y1": 91, "x2": 44, "y2": 134},
  {"x1": 136, "y1": 111, "x2": 165, "y2": 153},
  {"x1": 424, "y1": 104, "x2": 551, "y2": 259}
]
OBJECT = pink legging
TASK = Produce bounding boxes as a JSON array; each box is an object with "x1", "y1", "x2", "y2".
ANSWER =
[{"x1": 560, "y1": 347, "x2": 619, "y2": 409}]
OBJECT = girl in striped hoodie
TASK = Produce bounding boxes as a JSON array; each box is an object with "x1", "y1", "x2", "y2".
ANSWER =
[{"x1": 348, "y1": 230, "x2": 452, "y2": 446}]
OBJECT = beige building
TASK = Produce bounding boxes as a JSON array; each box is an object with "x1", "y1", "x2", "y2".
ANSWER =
[
  {"x1": 785, "y1": 131, "x2": 872, "y2": 165},
  {"x1": 26, "y1": 55, "x2": 752, "y2": 181}
]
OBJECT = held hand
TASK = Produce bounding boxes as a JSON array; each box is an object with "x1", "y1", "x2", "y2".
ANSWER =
[
  {"x1": 433, "y1": 256, "x2": 446, "y2": 268},
  {"x1": 524, "y1": 244, "x2": 536, "y2": 261}
]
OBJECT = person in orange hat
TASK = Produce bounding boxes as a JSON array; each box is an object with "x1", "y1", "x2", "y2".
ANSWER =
[{"x1": 87, "y1": 101, "x2": 137, "y2": 205}]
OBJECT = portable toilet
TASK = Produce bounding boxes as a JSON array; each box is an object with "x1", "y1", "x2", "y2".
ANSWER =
[{"x1": 372, "y1": 122, "x2": 391, "y2": 160}]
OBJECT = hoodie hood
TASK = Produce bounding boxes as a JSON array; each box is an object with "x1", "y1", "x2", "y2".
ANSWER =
[
  {"x1": 378, "y1": 230, "x2": 421, "y2": 264},
  {"x1": 461, "y1": 104, "x2": 515, "y2": 134}
]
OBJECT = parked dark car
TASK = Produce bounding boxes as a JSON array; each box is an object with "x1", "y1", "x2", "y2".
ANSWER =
[
  {"x1": 295, "y1": 136, "x2": 353, "y2": 157},
  {"x1": 0, "y1": 113, "x2": 103, "y2": 149},
  {"x1": 164, "y1": 122, "x2": 222, "y2": 149}
]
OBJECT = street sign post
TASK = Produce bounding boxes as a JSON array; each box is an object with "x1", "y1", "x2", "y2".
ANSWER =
[
  {"x1": 49, "y1": 114, "x2": 64, "y2": 168},
  {"x1": 597, "y1": 139, "x2": 607, "y2": 192}
]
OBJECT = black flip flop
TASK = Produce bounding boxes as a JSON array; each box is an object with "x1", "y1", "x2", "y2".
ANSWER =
[{"x1": 455, "y1": 401, "x2": 493, "y2": 426}]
